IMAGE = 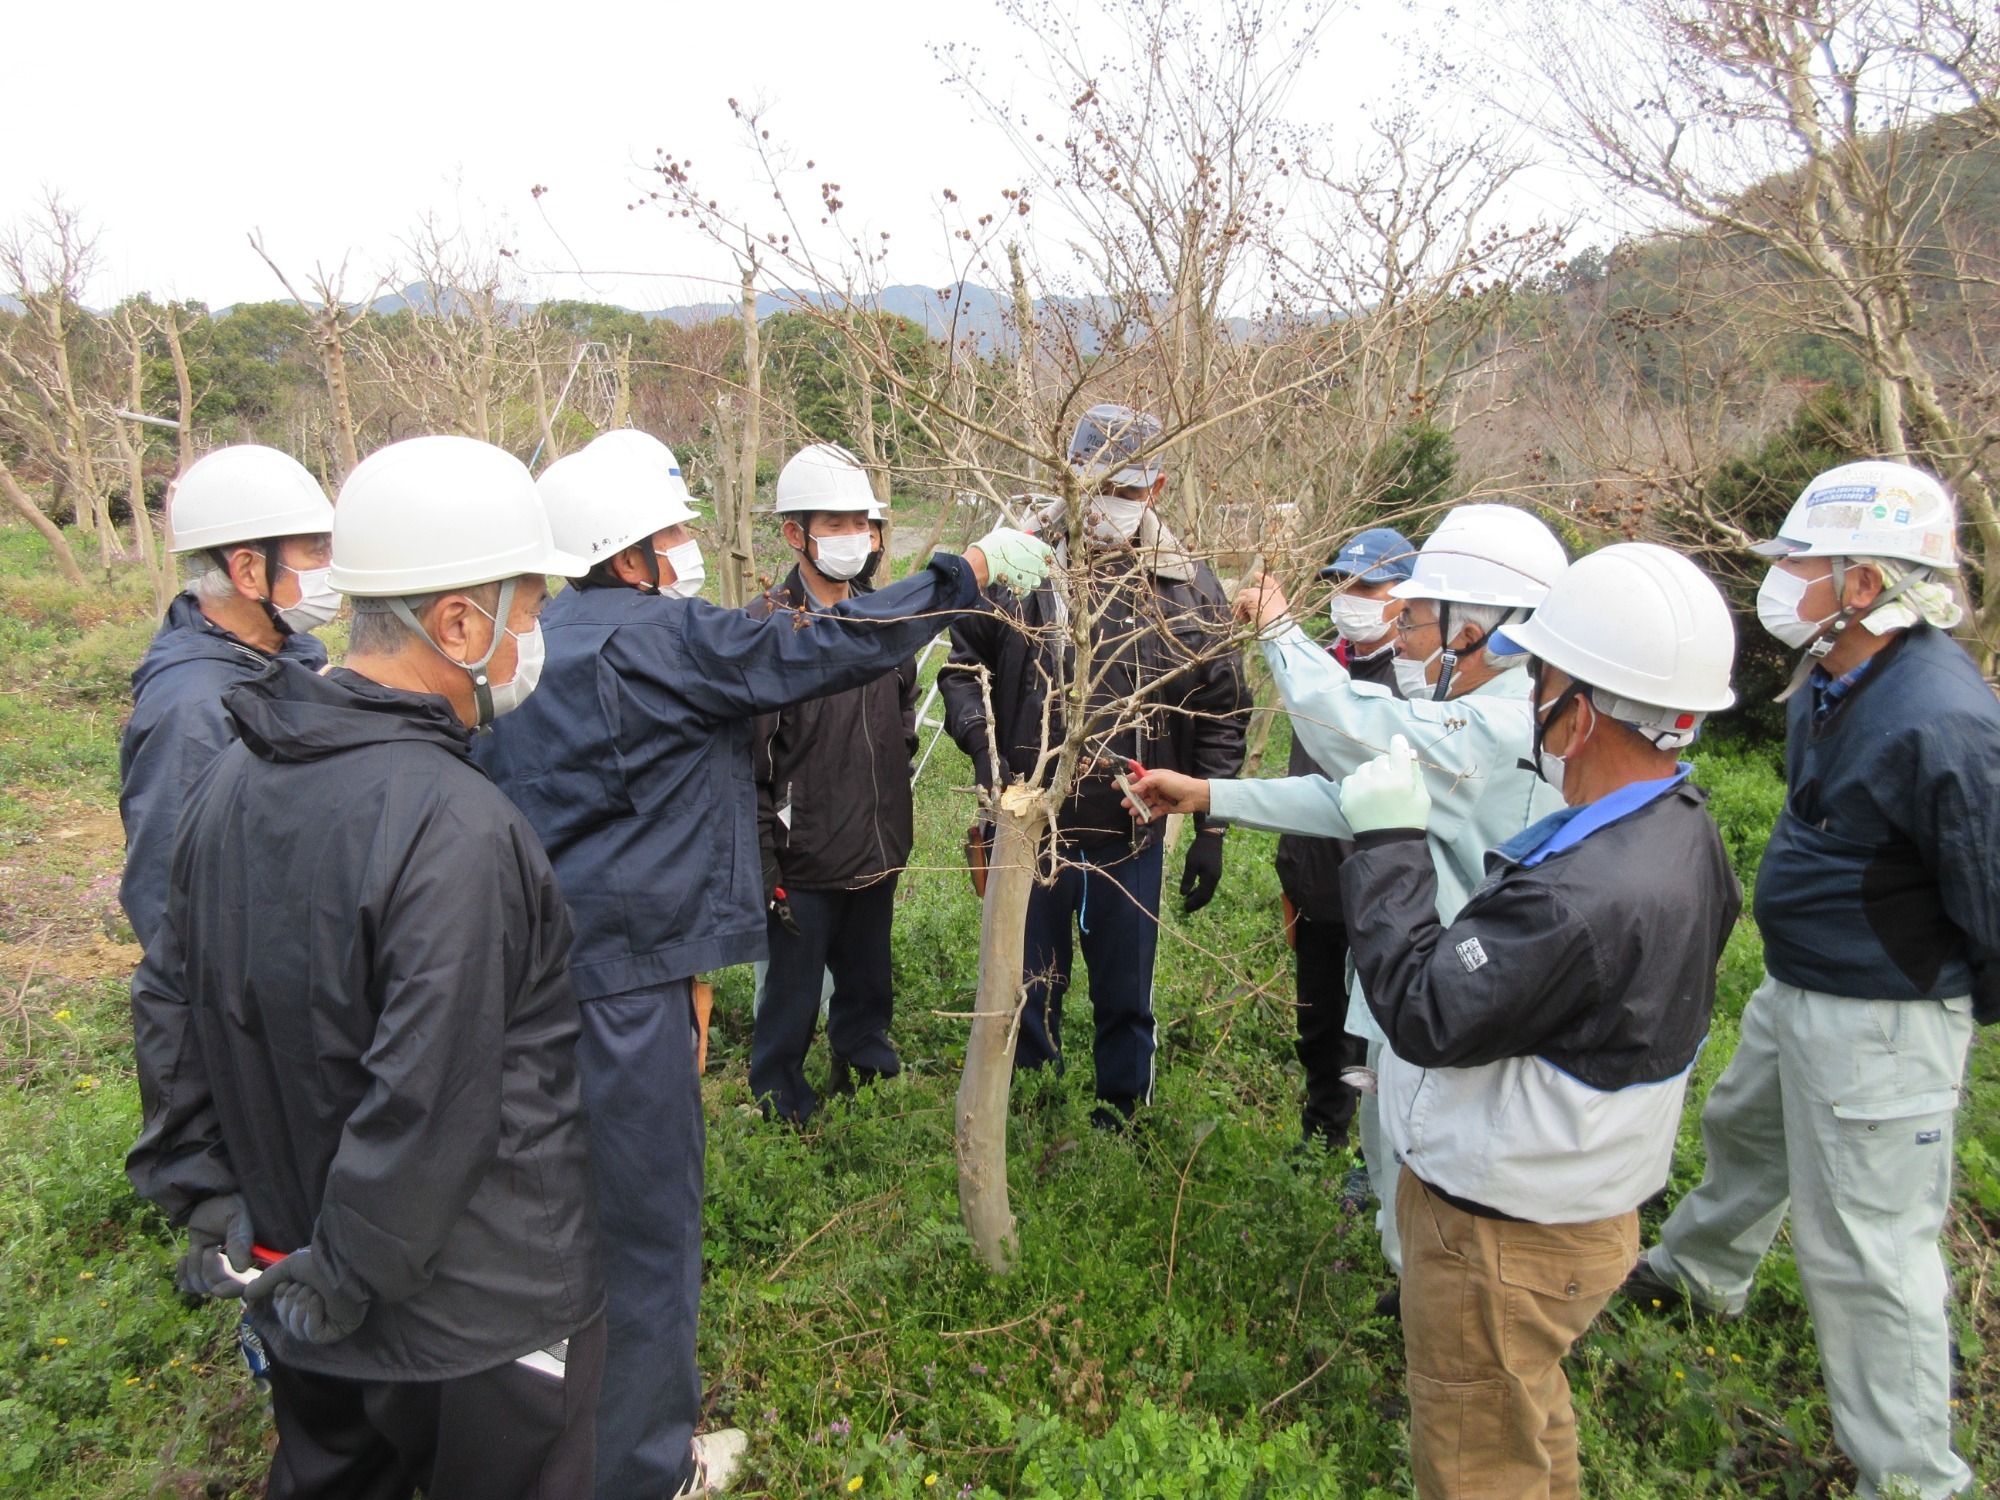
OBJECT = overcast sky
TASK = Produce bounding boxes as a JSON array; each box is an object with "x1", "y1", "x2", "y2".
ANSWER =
[{"x1": 3, "y1": 0, "x2": 1600, "y2": 311}]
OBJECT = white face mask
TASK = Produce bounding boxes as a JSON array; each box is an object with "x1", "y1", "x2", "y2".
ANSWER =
[
  {"x1": 657, "y1": 540, "x2": 706, "y2": 599},
  {"x1": 277, "y1": 565, "x2": 340, "y2": 633},
  {"x1": 460, "y1": 597, "x2": 545, "y2": 725},
  {"x1": 1756, "y1": 565, "x2": 1833, "y2": 649},
  {"x1": 1330, "y1": 595, "x2": 1390, "y2": 644},
  {"x1": 1392, "y1": 646, "x2": 1441, "y2": 700},
  {"x1": 1087, "y1": 495, "x2": 1148, "y2": 546},
  {"x1": 1537, "y1": 747, "x2": 1567, "y2": 793},
  {"x1": 486, "y1": 622, "x2": 544, "y2": 718},
  {"x1": 809, "y1": 531, "x2": 873, "y2": 582}
]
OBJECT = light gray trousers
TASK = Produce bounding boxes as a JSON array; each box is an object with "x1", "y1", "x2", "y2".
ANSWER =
[
  {"x1": 1358, "y1": 1037, "x2": 1404, "y2": 1277},
  {"x1": 1653, "y1": 975, "x2": 1975, "y2": 1500}
]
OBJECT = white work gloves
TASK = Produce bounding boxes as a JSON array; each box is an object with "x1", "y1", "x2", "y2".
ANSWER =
[
  {"x1": 1339, "y1": 734, "x2": 1433, "y2": 834},
  {"x1": 970, "y1": 527, "x2": 1056, "y2": 593}
]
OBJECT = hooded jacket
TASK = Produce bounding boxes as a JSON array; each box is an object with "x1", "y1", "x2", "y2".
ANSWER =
[
  {"x1": 1754, "y1": 622, "x2": 2000, "y2": 1021},
  {"x1": 939, "y1": 516, "x2": 1250, "y2": 844},
  {"x1": 746, "y1": 565, "x2": 920, "y2": 892},
  {"x1": 1342, "y1": 778, "x2": 1741, "y2": 1222},
  {"x1": 1272, "y1": 635, "x2": 1400, "y2": 925},
  {"x1": 126, "y1": 664, "x2": 600, "y2": 1381},
  {"x1": 118, "y1": 593, "x2": 329, "y2": 950},
  {"x1": 474, "y1": 553, "x2": 978, "y2": 997}
]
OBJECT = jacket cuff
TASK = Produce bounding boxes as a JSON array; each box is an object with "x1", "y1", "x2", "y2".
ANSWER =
[
  {"x1": 1351, "y1": 827, "x2": 1427, "y2": 850},
  {"x1": 926, "y1": 551, "x2": 981, "y2": 612}
]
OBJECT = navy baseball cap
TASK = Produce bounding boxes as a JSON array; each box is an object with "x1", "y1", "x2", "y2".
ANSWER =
[
  {"x1": 1069, "y1": 404, "x2": 1164, "y2": 488},
  {"x1": 1320, "y1": 527, "x2": 1417, "y2": 584}
]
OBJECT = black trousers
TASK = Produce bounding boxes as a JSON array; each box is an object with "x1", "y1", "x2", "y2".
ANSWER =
[
  {"x1": 750, "y1": 876, "x2": 901, "y2": 1124},
  {"x1": 264, "y1": 1317, "x2": 605, "y2": 1500},
  {"x1": 1294, "y1": 912, "x2": 1368, "y2": 1146}
]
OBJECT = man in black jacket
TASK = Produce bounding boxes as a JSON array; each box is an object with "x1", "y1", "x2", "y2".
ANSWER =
[
  {"x1": 941, "y1": 406, "x2": 1250, "y2": 1123},
  {"x1": 1275, "y1": 527, "x2": 1412, "y2": 1149},
  {"x1": 119, "y1": 444, "x2": 336, "y2": 952},
  {"x1": 1334, "y1": 543, "x2": 1740, "y2": 1499},
  {"x1": 127, "y1": 436, "x2": 603, "y2": 1500},
  {"x1": 747, "y1": 445, "x2": 917, "y2": 1123}
]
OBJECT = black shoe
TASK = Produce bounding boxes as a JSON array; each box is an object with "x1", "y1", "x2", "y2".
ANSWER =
[
  {"x1": 1619, "y1": 1251, "x2": 1737, "y2": 1318},
  {"x1": 1373, "y1": 1286, "x2": 1401, "y2": 1320},
  {"x1": 1338, "y1": 1164, "x2": 1374, "y2": 1214}
]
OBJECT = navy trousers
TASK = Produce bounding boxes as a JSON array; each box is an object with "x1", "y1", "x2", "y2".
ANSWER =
[
  {"x1": 575, "y1": 982, "x2": 703, "y2": 1500},
  {"x1": 750, "y1": 876, "x2": 901, "y2": 1124},
  {"x1": 1016, "y1": 835, "x2": 1163, "y2": 1116}
]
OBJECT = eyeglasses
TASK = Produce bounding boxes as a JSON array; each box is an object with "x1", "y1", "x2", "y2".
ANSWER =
[{"x1": 1394, "y1": 612, "x2": 1441, "y2": 638}]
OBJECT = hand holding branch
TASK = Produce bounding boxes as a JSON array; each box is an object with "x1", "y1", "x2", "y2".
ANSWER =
[{"x1": 1232, "y1": 572, "x2": 1292, "y2": 632}]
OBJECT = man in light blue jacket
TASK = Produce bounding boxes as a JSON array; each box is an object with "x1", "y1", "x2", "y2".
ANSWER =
[{"x1": 1128, "y1": 504, "x2": 1568, "y2": 1299}]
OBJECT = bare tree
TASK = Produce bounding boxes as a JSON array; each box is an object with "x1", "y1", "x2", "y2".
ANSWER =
[
  {"x1": 1519, "y1": 0, "x2": 2000, "y2": 655},
  {"x1": 0, "y1": 194, "x2": 118, "y2": 564},
  {"x1": 249, "y1": 232, "x2": 373, "y2": 478}
]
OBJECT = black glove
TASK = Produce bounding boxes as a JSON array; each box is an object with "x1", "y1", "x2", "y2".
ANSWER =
[
  {"x1": 1179, "y1": 828, "x2": 1226, "y2": 915},
  {"x1": 242, "y1": 1247, "x2": 368, "y2": 1346},
  {"x1": 175, "y1": 1194, "x2": 255, "y2": 1300},
  {"x1": 763, "y1": 848, "x2": 800, "y2": 935}
]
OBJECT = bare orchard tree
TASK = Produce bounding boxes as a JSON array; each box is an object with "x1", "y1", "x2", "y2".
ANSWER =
[
  {"x1": 646, "y1": 0, "x2": 1526, "y2": 1266},
  {"x1": 1519, "y1": 0, "x2": 2000, "y2": 656},
  {"x1": 350, "y1": 217, "x2": 565, "y2": 454},
  {"x1": 0, "y1": 194, "x2": 119, "y2": 563},
  {"x1": 248, "y1": 232, "x2": 375, "y2": 480}
]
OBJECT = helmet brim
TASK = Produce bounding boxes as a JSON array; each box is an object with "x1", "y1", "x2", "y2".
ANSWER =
[{"x1": 1749, "y1": 536, "x2": 1809, "y2": 558}]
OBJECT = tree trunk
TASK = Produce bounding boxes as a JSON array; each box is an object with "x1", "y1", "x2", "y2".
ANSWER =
[
  {"x1": 611, "y1": 336, "x2": 633, "y2": 430},
  {"x1": 321, "y1": 311, "x2": 361, "y2": 480},
  {"x1": 532, "y1": 358, "x2": 560, "y2": 465},
  {"x1": 163, "y1": 307, "x2": 196, "y2": 475},
  {"x1": 0, "y1": 459, "x2": 85, "y2": 585},
  {"x1": 956, "y1": 784, "x2": 1043, "y2": 1274},
  {"x1": 732, "y1": 262, "x2": 762, "y2": 607},
  {"x1": 119, "y1": 321, "x2": 174, "y2": 614}
]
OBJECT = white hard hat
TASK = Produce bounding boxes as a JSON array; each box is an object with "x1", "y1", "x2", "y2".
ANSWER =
[
  {"x1": 330, "y1": 436, "x2": 587, "y2": 597},
  {"x1": 167, "y1": 445, "x2": 334, "y2": 554},
  {"x1": 1498, "y1": 543, "x2": 1736, "y2": 749},
  {"x1": 539, "y1": 432, "x2": 698, "y2": 566},
  {"x1": 1751, "y1": 459, "x2": 1957, "y2": 570},
  {"x1": 1391, "y1": 504, "x2": 1568, "y2": 610},
  {"x1": 775, "y1": 443, "x2": 877, "y2": 514}
]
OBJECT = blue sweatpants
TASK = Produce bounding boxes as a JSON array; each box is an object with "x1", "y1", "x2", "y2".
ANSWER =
[
  {"x1": 575, "y1": 981, "x2": 704, "y2": 1500},
  {"x1": 1016, "y1": 835, "x2": 1163, "y2": 1116}
]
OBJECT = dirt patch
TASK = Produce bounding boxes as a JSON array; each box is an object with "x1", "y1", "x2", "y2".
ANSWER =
[{"x1": 0, "y1": 791, "x2": 132, "y2": 980}]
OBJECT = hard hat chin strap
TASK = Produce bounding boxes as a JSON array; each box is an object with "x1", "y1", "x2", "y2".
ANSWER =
[
  {"x1": 381, "y1": 577, "x2": 518, "y2": 727},
  {"x1": 1775, "y1": 558, "x2": 1919, "y2": 703},
  {"x1": 212, "y1": 542, "x2": 295, "y2": 638},
  {"x1": 1431, "y1": 602, "x2": 1493, "y2": 702}
]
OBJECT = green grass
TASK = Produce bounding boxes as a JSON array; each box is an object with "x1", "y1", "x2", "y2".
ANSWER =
[{"x1": 0, "y1": 515, "x2": 1992, "y2": 1496}]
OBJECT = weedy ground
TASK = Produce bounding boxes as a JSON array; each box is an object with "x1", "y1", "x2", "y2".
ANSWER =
[{"x1": 0, "y1": 519, "x2": 1992, "y2": 1498}]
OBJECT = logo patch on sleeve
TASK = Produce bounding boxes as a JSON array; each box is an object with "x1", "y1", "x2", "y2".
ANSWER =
[
  {"x1": 1455, "y1": 937, "x2": 1489, "y2": 973},
  {"x1": 1916, "y1": 1128, "x2": 1942, "y2": 1145}
]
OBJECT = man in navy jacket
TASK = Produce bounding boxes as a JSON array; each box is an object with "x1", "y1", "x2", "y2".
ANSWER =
[
  {"x1": 1629, "y1": 461, "x2": 1997, "y2": 1500},
  {"x1": 119, "y1": 446, "x2": 335, "y2": 950},
  {"x1": 476, "y1": 431, "x2": 1052, "y2": 1500}
]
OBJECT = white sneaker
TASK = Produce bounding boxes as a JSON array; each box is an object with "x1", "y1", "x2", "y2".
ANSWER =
[{"x1": 671, "y1": 1429, "x2": 748, "y2": 1497}]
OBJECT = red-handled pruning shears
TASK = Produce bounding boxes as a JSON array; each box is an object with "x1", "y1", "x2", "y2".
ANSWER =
[{"x1": 1114, "y1": 758, "x2": 1155, "y2": 824}]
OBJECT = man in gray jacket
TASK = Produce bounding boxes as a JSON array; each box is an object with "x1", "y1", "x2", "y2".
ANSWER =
[{"x1": 1332, "y1": 543, "x2": 1739, "y2": 1499}]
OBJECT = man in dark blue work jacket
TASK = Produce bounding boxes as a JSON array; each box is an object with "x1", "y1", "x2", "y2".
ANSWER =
[
  {"x1": 476, "y1": 430, "x2": 1053, "y2": 1500},
  {"x1": 119, "y1": 445, "x2": 336, "y2": 950}
]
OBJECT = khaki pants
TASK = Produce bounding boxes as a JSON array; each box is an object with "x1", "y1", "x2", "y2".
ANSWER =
[{"x1": 1398, "y1": 1168, "x2": 1637, "y2": 1500}]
